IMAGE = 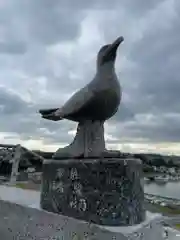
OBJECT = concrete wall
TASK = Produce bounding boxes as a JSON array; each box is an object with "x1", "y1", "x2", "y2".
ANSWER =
[
  {"x1": 0, "y1": 199, "x2": 126, "y2": 240},
  {"x1": 0, "y1": 198, "x2": 169, "y2": 239}
]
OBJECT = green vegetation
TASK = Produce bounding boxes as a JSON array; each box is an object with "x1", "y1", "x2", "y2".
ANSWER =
[
  {"x1": 146, "y1": 200, "x2": 180, "y2": 215},
  {"x1": 153, "y1": 203, "x2": 180, "y2": 215},
  {"x1": 15, "y1": 182, "x2": 30, "y2": 189},
  {"x1": 14, "y1": 182, "x2": 40, "y2": 191},
  {"x1": 175, "y1": 224, "x2": 180, "y2": 229}
]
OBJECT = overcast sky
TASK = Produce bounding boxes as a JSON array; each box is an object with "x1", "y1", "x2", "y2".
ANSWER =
[{"x1": 0, "y1": 0, "x2": 180, "y2": 155}]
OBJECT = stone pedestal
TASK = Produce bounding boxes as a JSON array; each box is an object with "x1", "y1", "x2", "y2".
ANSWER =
[{"x1": 40, "y1": 158, "x2": 145, "y2": 226}]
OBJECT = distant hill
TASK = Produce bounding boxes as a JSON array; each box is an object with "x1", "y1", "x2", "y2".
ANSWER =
[
  {"x1": 133, "y1": 153, "x2": 180, "y2": 167},
  {"x1": 0, "y1": 144, "x2": 180, "y2": 170},
  {"x1": 32, "y1": 150, "x2": 54, "y2": 159}
]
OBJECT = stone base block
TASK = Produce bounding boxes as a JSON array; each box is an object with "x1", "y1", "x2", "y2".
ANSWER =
[{"x1": 40, "y1": 158, "x2": 145, "y2": 226}]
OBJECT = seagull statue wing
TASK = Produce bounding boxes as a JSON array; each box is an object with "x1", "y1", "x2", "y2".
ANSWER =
[
  {"x1": 60, "y1": 86, "x2": 94, "y2": 116},
  {"x1": 39, "y1": 85, "x2": 95, "y2": 121}
]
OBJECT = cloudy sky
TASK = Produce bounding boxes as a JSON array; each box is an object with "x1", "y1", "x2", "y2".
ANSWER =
[{"x1": 0, "y1": 0, "x2": 180, "y2": 155}]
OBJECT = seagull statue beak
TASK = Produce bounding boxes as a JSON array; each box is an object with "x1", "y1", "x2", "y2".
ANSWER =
[{"x1": 105, "y1": 36, "x2": 124, "y2": 56}]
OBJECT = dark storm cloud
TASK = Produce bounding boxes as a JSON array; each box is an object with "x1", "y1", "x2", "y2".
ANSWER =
[
  {"x1": 0, "y1": 0, "x2": 84, "y2": 48},
  {"x1": 66, "y1": 0, "x2": 165, "y2": 14},
  {"x1": 0, "y1": 87, "x2": 38, "y2": 136},
  {"x1": 0, "y1": 41, "x2": 26, "y2": 55},
  {"x1": 0, "y1": 87, "x2": 31, "y2": 115},
  {"x1": 120, "y1": 0, "x2": 165, "y2": 15},
  {"x1": 89, "y1": 0, "x2": 180, "y2": 145},
  {"x1": 126, "y1": 1, "x2": 180, "y2": 109},
  {"x1": 0, "y1": 0, "x2": 166, "y2": 49},
  {"x1": 0, "y1": 86, "x2": 76, "y2": 144},
  {"x1": 0, "y1": 0, "x2": 180, "y2": 150},
  {"x1": 115, "y1": 0, "x2": 180, "y2": 144},
  {"x1": 111, "y1": 102, "x2": 135, "y2": 122},
  {"x1": 114, "y1": 113, "x2": 180, "y2": 143},
  {"x1": 16, "y1": 0, "x2": 84, "y2": 45}
]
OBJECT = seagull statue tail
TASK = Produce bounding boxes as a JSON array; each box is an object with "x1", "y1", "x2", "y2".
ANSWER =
[{"x1": 39, "y1": 108, "x2": 63, "y2": 121}]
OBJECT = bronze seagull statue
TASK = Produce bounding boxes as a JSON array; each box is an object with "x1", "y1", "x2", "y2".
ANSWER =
[{"x1": 39, "y1": 36, "x2": 124, "y2": 159}]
